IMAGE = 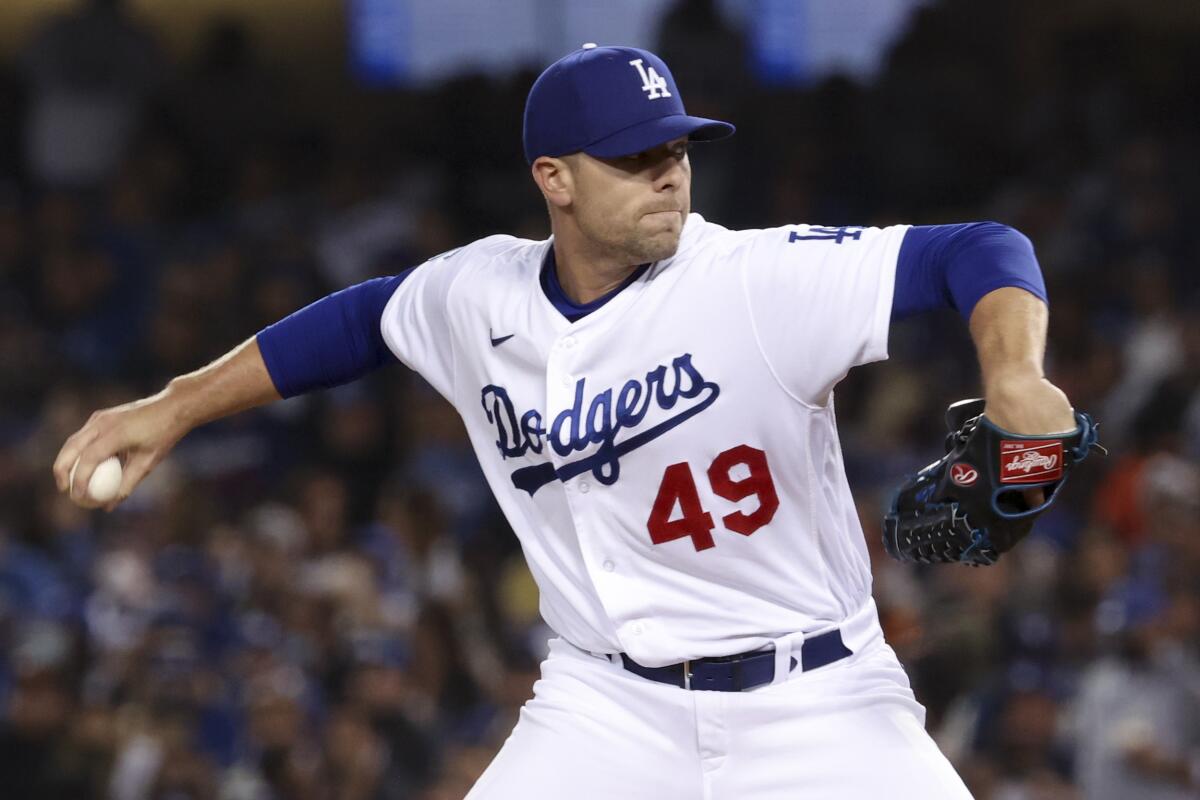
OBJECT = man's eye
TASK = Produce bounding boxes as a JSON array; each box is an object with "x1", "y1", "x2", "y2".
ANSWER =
[{"x1": 621, "y1": 144, "x2": 686, "y2": 165}]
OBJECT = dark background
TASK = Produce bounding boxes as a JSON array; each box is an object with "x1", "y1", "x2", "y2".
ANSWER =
[{"x1": 0, "y1": 1, "x2": 1197, "y2": 797}]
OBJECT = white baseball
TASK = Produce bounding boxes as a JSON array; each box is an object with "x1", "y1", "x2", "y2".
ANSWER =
[{"x1": 70, "y1": 456, "x2": 124, "y2": 503}]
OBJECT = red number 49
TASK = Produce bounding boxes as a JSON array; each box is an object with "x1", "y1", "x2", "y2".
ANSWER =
[{"x1": 646, "y1": 444, "x2": 779, "y2": 552}]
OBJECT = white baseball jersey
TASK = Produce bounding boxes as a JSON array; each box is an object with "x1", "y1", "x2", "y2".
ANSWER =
[{"x1": 381, "y1": 213, "x2": 907, "y2": 667}]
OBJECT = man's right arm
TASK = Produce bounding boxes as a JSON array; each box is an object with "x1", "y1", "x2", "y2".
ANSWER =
[{"x1": 53, "y1": 271, "x2": 410, "y2": 510}]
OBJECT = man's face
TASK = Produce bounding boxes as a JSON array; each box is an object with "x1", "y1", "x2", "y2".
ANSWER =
[{"x1": 564, "y1": 137, "x2": 692, "y2": 265}]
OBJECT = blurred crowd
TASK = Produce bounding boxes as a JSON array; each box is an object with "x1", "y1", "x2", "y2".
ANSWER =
[{"x1": 0, "y1": 1, "x2": 1197, "y2": 798}]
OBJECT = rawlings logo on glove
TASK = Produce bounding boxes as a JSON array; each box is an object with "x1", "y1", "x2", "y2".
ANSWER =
[
  {"x1": 999, "y1": 442, "x2": 1061, "y2": 482},
  {"x1": 882, "y1": 398, "x2": 1104, "y2": 566}
]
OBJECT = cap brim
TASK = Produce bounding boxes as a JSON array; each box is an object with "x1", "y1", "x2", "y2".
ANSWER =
[{"x1": 583, "y1": 114, "x2": 735, "y2": 158}]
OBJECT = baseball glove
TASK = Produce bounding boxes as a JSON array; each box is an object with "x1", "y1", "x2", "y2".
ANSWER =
[{"x1": 883, "y1": 398, "x2": 1104, "y2": 566}]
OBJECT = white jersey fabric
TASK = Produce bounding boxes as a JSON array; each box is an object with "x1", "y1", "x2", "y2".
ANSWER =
[{"x1": 381, "y1": 213, "x2": 907, "y2": 667}]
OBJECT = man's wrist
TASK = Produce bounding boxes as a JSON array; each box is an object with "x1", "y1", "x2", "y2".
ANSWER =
[
  {"x1": 161, "y1": 376, "x2": 204, "y2": 432},
  {"x1": 982, "y1": 364, "x2": 1044, "y2": 401}
]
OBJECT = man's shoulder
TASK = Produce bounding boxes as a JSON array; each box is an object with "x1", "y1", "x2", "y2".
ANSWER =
[
  {"x1": 683, "y1": 218, "x2": 911, "y2": 267},
  {"x1": 384, "y1": 234, "x2": 546, "y2": 329},
  {"x1": 425, "y1": 234, "x2": 546, "y2": 273},
  {"x1": 410, "y1": 234, "x2": 547, "y2": 296},
  {"x1": 675, "y1": 215, "x2": 837, "y2": 271},
  {"x1": 679, "y1": 215, "x2": 862, "y2": 252},
  {"x1": 672, "y1": 214, "x2": 759, "y2": 262}
]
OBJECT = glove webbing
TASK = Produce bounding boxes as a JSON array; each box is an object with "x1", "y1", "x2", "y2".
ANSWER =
[{"x1": 883, "y1": 501, "x2": 998, "y2": 566}]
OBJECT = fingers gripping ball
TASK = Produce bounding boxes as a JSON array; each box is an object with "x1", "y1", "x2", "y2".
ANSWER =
[
  {"x1": 882, "y1": 398, "x2": 1105, "y2": 566},
  {"x1": 70, "y1": 456, "x2": 124, "y2": 503}
]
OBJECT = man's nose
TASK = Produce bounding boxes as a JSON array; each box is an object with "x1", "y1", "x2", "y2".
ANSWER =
[{"x1": 652, "y1": 159, "x2": 685, "y2": 192}]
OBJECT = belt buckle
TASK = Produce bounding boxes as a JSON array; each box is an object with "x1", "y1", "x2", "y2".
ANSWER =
[{"x1": 683, "y1": 659, "x2": 693, "y2": 690}]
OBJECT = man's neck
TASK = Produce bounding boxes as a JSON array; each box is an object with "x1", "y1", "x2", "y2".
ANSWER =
[{"x1": 550, "y1": 237, "x2": 641, "y2": 305}]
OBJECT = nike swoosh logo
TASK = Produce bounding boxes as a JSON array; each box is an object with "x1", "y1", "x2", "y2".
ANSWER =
[{"x1": 490, "y1": 329, "x2": 514, "y2": 347}]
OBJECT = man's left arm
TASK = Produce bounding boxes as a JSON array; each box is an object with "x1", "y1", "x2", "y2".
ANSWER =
[
  {"x1": 882, "y1": 223, "x2": 1101, "y2": 563},
  {"x1": 893, "y1": 222, "x2": 1075, "y2": 433}
]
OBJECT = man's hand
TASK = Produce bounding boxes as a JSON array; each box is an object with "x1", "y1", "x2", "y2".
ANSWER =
[
  {"x1": 53, "y1": 391, "x2": 190, "y2": 511},
  {"x1": 52, "y1": 337, "x2": 281, "y2": 511},
  {"x1": 983, "y1": 372, "x2": 1077, "y2": 509},
  {"x1": 982, "y1": 372, "x2": 1076, "y2": 436}
]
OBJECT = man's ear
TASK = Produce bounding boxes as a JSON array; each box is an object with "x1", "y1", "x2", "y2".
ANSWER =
[{"x1": 531, "y1": 156, "x2": 573, "y2": 209}]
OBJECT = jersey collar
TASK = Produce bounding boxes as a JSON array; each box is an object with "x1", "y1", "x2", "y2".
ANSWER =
[{"x1": 540, "y1": 248, "x2": 652, "y2": 323}]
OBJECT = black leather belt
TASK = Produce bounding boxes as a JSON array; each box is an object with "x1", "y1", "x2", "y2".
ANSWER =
[{"x1": 619, "y1": 628, "x2": 852, "y2": 692}]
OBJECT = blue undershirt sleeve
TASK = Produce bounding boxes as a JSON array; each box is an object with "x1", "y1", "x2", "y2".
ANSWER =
[
  {"x1": 255, "y1": 270, "x2": 411, "y2": 398},
  {"x1": 891, "y1": 222, "x2": 1047, "y2": 321}
]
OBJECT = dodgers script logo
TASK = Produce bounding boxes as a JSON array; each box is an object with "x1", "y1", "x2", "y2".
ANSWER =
[
  {"x1": 480, "y1": 353, "x2": 719, "y2": 495},
  {"x1": 629, "y1": 58, "x2": 671, "y2": 100}
]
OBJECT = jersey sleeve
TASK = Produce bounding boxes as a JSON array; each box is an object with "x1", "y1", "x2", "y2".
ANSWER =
[
  {"x1": 379, "y1": 247, "x2": 467, "y2": 401},
  {"x1": 892, "y1": 222, "x2": 1047, "y2": 321},
  {"x1": 742, "y1": 224, "x2": 909, "y2": 406},
  {"x1": 256, "y1": 273, "x2": 406, "y2": 399}
]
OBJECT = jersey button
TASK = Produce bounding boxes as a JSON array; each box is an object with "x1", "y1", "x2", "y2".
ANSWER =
[
  {"x1": 631, "y1": 622, "x2": 645, "y2": 636},
  {"x1": 561, "y1": 375, "x2": 573, "y2": 387},
  {"x1": 602, "y1": 560, "x2": 615, "y2": 572},
  {"x1": 562, "y1": 336, "x2": 576, "y2": 349},
  {"x1": 578, "y1": 481, "x2": 590, "y2": 493}
]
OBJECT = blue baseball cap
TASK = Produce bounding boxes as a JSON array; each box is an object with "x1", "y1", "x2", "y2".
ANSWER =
[{"x1": 523, "y1": 44, "x2": 735, "y2": 163}]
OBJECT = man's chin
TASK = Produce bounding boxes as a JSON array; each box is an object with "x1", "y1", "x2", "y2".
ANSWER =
[
  {"x1": 638, "y1": 221, "x2": 683, "y2": 258},
  {"x1": 635, "y1": 233, "x2": 680, "y2": 263}
]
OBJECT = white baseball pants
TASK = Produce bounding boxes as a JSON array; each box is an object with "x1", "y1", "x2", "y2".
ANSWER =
[{"x1": 466, "y1": 600, "x2": 972, "y2": 799}]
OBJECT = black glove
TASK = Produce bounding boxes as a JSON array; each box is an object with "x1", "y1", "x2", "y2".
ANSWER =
[{"x1": 882, "y1": 398, "x2": 1104, "y2": 566}]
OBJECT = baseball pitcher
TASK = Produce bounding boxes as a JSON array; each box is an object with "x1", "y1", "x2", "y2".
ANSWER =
[{"x1": 54, "y1": 45, "x2": 1100, "y2": 798}]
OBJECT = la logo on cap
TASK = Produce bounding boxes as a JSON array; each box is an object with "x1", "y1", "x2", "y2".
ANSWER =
[{"x1": 629, "y1": 59, "x2": 671, "y2": 100}]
